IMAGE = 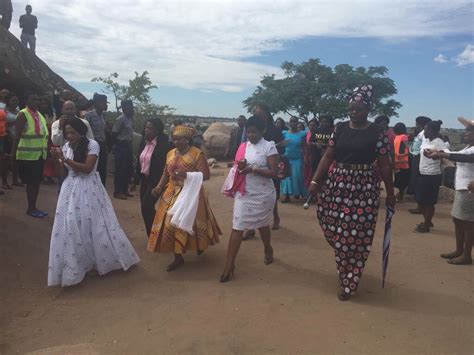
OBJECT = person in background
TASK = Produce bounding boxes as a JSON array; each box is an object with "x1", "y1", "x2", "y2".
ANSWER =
[
  {"x1": 225, "y1": 115, "x2": 247, "y2": 160},
  {"x1": 0, "y1": 0, "x2": 13, "y2": 30},
  {"x1": 51, "y1": 101, "x2": 93, "y2": 148},
  {"x1": 297, "y1": 121, "x2": 306, "y2": 132},
  {"x1": 131, "y1": 118, "x2": 171, "y2": 235},
  {"x1": 280, "y1": 116, "x2": 307, "y2": 203},
  {"x1": 39, "y1": 96, "x2": 56, "y2": 184},
  {"x1": 441, "y1": 135, "x2": 451, "y2": 150},
  {"x1": 112, "y1": 100, "x2": 135, "y2": 200},
  {"x1": 374, "y1": 115, "x2": 395, "y2": 152},
  {"x1": 169, "y1": 118, "x2": 183, "y2": 139},
  {"x1": 305, "y1": 116, "x2": 334, "y2": 188},
  {"x1": 393, "y1": 122, "x2": 410, "y2": 202},
  {"x1": 147, "y1": 125, "x2": 221, "y2": 272},
  {"x1": 220, "y1": 116, "x2": 279, "y2": 282},
  {"x1": 52, "y1": 89, "x2": 74, "y2": 118},
  {"x1": 48, "y1": 119, "x2": 140, "y2": 287},
  {"x1": 309, "y1": 84, "x2": 394, "y2": 301},
  {"x1": 303, "y1": 118, "x2": 319, "y2": 189},
  {"x1": 426, "y1": 117, "x2": 474, "y2": 265},
  {"x1": 0, "y1": 89, "x2": 9, "y2": 109},
  {"x1": 11, "y1": 93, "x2": 49, "y2": 218},
  {"x1": 0, "y1": 107, "x2": 6, "y2": 195},
  {"x1": 275, "y1": 117, "x2": 288, "y2": 131},
  {"x1": 84, "y1": 93, "x2": 108, "y2": 185},
  {"x1": 2, "y1": 93, "x2": 21, "y2": 188},
  {"x1": 414, "y1": 120, "x2": 447, "y2": 233},
  {"x1": 408, "y1": 116, "x2": 432, "y2": 213},
  {"x1": 19, "y1": 5, "x2": 37, "y2": 53}
]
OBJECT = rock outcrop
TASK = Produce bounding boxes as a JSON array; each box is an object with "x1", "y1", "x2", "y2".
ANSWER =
[
  {"x1": 0, "y1": 26, "x2": 84, "y2": 101},
  {"x1": 202, "y1": 122, "x2": 233, "y2": 160}
]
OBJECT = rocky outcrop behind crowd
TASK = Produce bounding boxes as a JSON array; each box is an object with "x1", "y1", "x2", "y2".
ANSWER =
[
  {"x1": 202, "y1": 122, "x2": 232, "y2": 160},
  {"x1": 0, "y1": 26, "x2": 85, "y2": 101}
]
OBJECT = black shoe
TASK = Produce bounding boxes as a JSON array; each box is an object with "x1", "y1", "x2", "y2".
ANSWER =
[{"x1": 220, "y1": 267, "x2": 234, "y2": 283}]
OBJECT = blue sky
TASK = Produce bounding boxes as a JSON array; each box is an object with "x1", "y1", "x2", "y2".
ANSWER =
[{"x1": 9, "y1": 0, "x2": 474, "y2": 127}]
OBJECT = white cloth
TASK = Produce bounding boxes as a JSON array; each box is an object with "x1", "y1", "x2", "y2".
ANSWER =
[
  {"x1": 51, "y1": 117, "x2": 94, "y2": 147},
  {"x1": 419, "y1": 137, "x2": 448, "y2": 175},
  {"x1": 452, "y1": 146, "x2": 474, "y2": 190},
  {"x1": 168, "y1": 172, "x2": 203, "y2": 235},
  {"x1": 233, "y1": 138, "x2": 278, "y2": 230},
  {"x1": 48, "y1": 139, "x2": 140, "y2": 287}
]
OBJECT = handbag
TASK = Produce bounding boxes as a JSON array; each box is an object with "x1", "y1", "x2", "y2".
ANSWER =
[{"x1": 277, "y1": 155, "x2": 291, "y2": 179}]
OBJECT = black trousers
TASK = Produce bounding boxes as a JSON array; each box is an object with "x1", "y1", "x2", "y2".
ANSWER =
[
  {"x1": 140, "y1": 175, "x2": 158, "y2": 236},
  {"x1": 114, "y1": 141, "x2": 133, "y2": 195},
  {"x1": 97, "y1": 142, "x2": 108, "y2": 186},
  {"x1": 407, "y1": 154, "x2": 419, "y2": 195}
]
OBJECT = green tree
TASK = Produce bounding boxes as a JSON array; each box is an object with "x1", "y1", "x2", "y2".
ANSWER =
[
  {"x1": 243, "y1": 59, "x2": 402, "y2": 123},
  {"x1": 92, "y1": 71, "x2": 175, "y2": 131}
]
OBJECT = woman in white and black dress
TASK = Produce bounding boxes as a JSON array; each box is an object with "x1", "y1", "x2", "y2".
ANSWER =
[{"x1": 48, "y1": 119, "x2": 139, "y2": 287}]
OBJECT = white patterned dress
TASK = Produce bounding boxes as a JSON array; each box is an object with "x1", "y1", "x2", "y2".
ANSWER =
[
  {"x1": 232, "y1": 138, "x2": 278, "y2": 231},
  {"x1": 48, "y1": 139, "x2": 140, "y2": 287}
]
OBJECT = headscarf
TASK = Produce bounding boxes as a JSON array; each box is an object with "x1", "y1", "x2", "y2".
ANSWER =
[
  {"x1": 172, "y1": 125, "x2": 195, "y2": 139},
  {"x1": 348, "y1": 85, "x2": 373, "y2": 108}
]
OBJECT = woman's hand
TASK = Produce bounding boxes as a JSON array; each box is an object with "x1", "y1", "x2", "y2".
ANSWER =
[
  {"x1": 172, "y1": 168, "x2": 187, "y2": 180},
  {"x1": 151, "y1": 185, "x2": 163, "y2": 198},
  {"x1": 239, "y1": 166, "x2": 254, "y2": 175},
  {"x1": 386, "y1": 195, "x2": 396, "y2": 208},
  {"x1": 468, "y1": 181, "x2": 474, "y2": 193}
]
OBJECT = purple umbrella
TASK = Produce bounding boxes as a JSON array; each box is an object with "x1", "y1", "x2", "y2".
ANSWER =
[{"x1": 382, "y1": 206, "x2": 395, "y2": 288}]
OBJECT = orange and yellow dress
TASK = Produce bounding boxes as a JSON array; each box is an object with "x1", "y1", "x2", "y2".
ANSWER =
[{"x1": 147, "y1": 146, "x2": 221, "y2": 254}]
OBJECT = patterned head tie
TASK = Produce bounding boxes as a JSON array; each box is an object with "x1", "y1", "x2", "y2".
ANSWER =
[
  {"x1": 348, "y1": 85, "x2": 373, "y2": 109},
  {"x1": 173, "y1": 125, "x2": 195, "y2": 139}
]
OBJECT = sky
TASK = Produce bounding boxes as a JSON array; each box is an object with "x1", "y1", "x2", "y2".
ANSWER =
[{"x1": 8, "y1": 0, "x2": 474, "y2": 127}]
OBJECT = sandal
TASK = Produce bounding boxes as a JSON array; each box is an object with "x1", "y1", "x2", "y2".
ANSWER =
[
  {"x1": 264, "y1": 247, "x2": 274, "y2": 265},
  {"x1": 414, "y1": 224, "x2": 430, "y2": 233},
  {"x1": 27, "y1": 210, "x2": 46, "y2": 218},
  {"x1": 447, "y1": 259, "x2": 472, "y2": 266}
]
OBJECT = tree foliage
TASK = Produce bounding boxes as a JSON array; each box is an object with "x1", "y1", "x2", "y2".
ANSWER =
[
  {"x1": 243, "y1": 59, "x2": 402, "y2": 123},
  {"x1": 92, "y1": 71, "x2": 175, "y2": 131}
]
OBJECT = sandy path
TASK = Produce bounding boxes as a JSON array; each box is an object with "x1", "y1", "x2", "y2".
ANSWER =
[{"x1": 0, "y1": 166, "x2": 472, "y2": 354}]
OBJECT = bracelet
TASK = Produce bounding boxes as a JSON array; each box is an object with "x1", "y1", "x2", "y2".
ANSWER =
[{"x1": 310, "y1": 180, "x2": 321, "y2": 186}]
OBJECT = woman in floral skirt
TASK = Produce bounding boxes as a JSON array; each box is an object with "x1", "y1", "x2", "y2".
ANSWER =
[{"x1": 309, "y1": 85, "x2": 395, "y2": 301}]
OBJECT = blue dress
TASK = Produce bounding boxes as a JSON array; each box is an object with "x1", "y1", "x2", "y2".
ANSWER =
[{"x1": 281, "y1": 130, "x2": 307, "y2": 197}]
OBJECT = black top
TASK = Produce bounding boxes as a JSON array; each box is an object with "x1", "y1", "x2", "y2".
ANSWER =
[
  {"x1": 19, "y1": 13, "x2": 37, "y2": 35},
  {"x1": 329, "y1": 121, "x2": 389, "y2": 164},
  {"x1": 264, "y1": 123, "x2": 284, "y2": 154},
  {"x1": 309, "y1": 126, "x2": 333, "y2": 168}
]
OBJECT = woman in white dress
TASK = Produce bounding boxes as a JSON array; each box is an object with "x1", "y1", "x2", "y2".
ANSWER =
[
  {"x1": 48, "y1": 119, "x2": 140, "y2": 287},
  {"x1": 220, "y1": 116, "x2": 279, "y2": 282}
]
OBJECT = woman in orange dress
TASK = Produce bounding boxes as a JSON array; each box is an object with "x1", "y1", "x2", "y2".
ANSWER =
[{"x1": 147, "y1": 125, "x2": 221, "y2": 271}]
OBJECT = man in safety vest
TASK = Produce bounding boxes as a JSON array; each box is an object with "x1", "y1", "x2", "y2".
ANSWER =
[{"x1": 11, "y1": 93, "x2": 49, "y2": 218}]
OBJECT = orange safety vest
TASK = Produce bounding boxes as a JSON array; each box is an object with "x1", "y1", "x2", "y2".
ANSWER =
[{"x1": 394, "y1": 134, "x2": 409, "y2": 170}]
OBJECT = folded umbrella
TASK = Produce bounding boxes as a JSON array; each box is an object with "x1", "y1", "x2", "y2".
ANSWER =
[{"x1": 382, "y1": 206, "x2": 395, "y2": 288}]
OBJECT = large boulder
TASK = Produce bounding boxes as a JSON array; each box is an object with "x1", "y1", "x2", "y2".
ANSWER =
[
  {"x1": 202, "y1": 122, "x2": 233, "y2": 160},
  {"x1": 0, "y1": 26, "x2": 85, "y2": 101}
]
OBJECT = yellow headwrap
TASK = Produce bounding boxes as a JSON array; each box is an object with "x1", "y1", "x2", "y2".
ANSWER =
[{"x1": 173, "y1": 125, "x2": 195, "y2": 139}]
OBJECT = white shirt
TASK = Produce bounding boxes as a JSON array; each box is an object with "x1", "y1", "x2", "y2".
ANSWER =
[
  {"x1": 419, "y1": 137, "x2": 448, "y2": 175},
  {"x1": 51, "y1": 117, "x2": 94, "y2": 147},
  {"x1": 451, "y1": 146, "x2": 474, "y2": 190}
]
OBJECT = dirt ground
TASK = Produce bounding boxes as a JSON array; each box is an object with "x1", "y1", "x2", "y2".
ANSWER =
[{"x1": 0, "y1": 166, "x2": 473, "y2": 355}]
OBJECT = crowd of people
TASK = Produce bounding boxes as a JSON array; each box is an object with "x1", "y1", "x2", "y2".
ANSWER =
[{"x1": 1, "y1": 83, "x2": 472, "y2": 300}]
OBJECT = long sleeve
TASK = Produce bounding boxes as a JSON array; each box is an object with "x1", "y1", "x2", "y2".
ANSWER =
[
  {"x1": 449, "y1": 152, "x2": 474, "y2": 163},
  {"x1": 50, "y1": 121, "x2": 64, "y2": 147}
]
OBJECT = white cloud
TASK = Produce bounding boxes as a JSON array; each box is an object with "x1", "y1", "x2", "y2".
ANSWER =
[
  {"x1": 455, "y1": 44, "x2": 474, "y2": 66},
  {"x1": 360, "y1": 54, "x2": 368, "y2": 59},
  {"x1": 434, "y1": 54, "x2": 448, "y2": 63},
  {"x1": 9, "y1": 0, "x2": 473, "y2": 93}
]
